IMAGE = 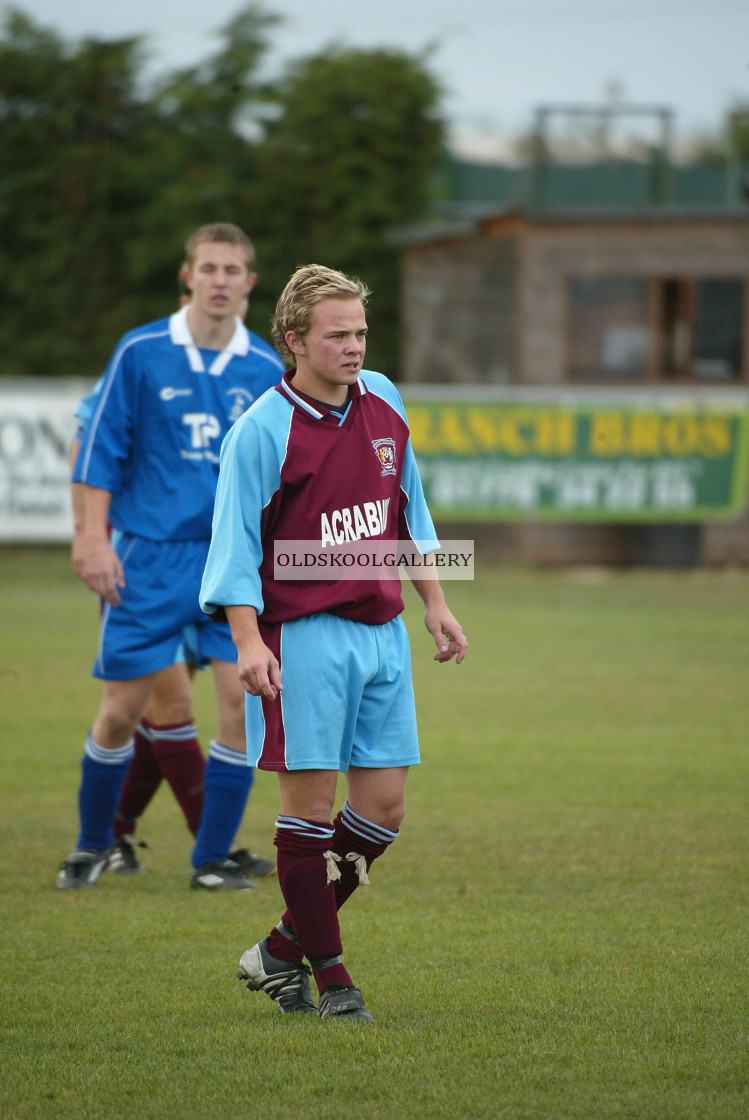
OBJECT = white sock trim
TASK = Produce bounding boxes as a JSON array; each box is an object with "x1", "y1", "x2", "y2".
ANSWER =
[
  {"x1": 208, "y1": 740, "x2": 248, "y2": 767},
  {"x1": 85, "y1": 733, "x2": 134, "y2": 766}
]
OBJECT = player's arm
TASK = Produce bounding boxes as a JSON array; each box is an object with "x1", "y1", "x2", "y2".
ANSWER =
[
  {"x1": 70, "y1": 375, "x2": 107, "y2": 581},
  {"x1": 69, "y1": 437, "x2": 88, "y2": 581},
  {"x1": 77, "y1": 484, "x2": 125, "y2": 607},
  {"x1": 409, "y1": 576, "x2": 468, "y2": 665},
  {"x1": 225, "y1": 605, "x2": 282, "y2": 700},
  {"x1": 396, "y1": 432, "x2": 466, "y2": 663}
]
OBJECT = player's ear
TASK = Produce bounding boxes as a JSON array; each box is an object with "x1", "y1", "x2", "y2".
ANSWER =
[
  {"x1": 246, "y1": 272, "x2": 258, "y2": 295},
  {"x1": 285, "y1": 330, "x2": 305, "y2": 356}
]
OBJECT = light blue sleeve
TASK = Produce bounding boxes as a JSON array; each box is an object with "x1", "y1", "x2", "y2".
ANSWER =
[
  {"x1": 360, "y1": 371, "x2": 440, "y2": 553},
  {"x1": 74, "y1": 375, "x2": 105, "y2": 435},
  {"x1": 400, "y1": 436, "x2": 440, "y2": 553},
  {"x1": 200, "y1": 396, "x2": 291, "y2": 617}
]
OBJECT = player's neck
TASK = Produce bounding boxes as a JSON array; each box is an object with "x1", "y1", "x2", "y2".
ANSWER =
[
  {"x1": 186, "y1": 306, "x2": 237, "y2": 352},
  {"x1": 291, "y1": 367, "x2": 350, "y2": 408}
]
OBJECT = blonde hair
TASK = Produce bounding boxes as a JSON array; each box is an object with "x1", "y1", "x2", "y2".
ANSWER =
[
  {"x1": 184, "y1": 223, "x2": 256, "y2": 271},
  {"x1": 272, "y1": 264, "x2": 370, "y2": 365}
]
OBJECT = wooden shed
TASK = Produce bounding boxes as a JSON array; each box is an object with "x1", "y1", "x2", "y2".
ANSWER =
[
  {"x1": 395, "y1": 206, "x2": 749, "y2": 565},
  {"x1": 397, "y1": 207, "x2": 749, "y2": 387}
]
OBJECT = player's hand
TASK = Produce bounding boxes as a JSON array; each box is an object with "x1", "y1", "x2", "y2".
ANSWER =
[
  {"x1": 424, "y1": 604, "x2": 468, "y2": 665},
  {"x1": 80, "y1": 535, "x2": 126, "y2": 607},
  {"x1": 237, "y1": 638, "x2": 283, "y2": 700}
]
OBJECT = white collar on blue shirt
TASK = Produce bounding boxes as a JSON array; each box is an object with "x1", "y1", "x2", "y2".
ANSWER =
[{"x1": 169, "y1": 305, "x2": 250, "y2": 376}]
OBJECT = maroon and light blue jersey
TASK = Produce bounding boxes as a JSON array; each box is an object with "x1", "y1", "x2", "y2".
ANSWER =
[{"x1": 200, "y1": 369, "x2": 440, "y2": 625}]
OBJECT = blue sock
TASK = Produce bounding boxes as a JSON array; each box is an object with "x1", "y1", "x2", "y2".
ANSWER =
[
  {"x1": 191, "y1": 742, "x2": 254, "y2": 868},
  {"x1": 76, "y1": 734, "x2": 134, "y2": 851}
]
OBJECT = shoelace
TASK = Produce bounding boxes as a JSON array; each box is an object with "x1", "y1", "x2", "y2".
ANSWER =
[
  {"x1": 345, "y1": 852, "x2": 370, "y2": 885},
  {"x1": 322, "y1": 850, "x2": 370, "y2": 886},
  {"x1": 323, "y1": 850, "x2": 342, "y2": 884}
]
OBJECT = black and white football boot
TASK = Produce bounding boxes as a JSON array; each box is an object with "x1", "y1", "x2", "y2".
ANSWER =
[{"x1": 237, "y1": 937, "x2": 318, "y2": 1014}]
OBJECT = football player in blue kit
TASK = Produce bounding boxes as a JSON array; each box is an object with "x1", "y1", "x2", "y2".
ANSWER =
[
  {"x1": 69, "y1": 305, "x2": 272, "y2": 881},
  {"x1": 58, "y1": 223, "x2": 284, "y2": 890}
]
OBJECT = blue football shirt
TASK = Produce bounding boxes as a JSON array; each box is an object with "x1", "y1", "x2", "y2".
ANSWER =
[{"x1": 73, "y1": 308, "x2": 283, "y2": 541}]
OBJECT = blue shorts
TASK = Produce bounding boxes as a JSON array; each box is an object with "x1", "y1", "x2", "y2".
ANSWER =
[
  {"x1": 247, "y1": 613, "x2": 420, "y2": 772},
  {"x1": 176, "y1": 623, "x2": 210, "y2": 670},
  {"x1": 94, "y1": 535, "x2": 237, "y2": 681}
]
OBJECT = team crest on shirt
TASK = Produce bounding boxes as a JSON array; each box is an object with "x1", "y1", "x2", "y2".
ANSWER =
[
  {"x1": 372, "y1": 438, "x2": 397, "y2": 476},
  {"x1": 227, "y1": 387, "x2": 256, "y2": 422}
]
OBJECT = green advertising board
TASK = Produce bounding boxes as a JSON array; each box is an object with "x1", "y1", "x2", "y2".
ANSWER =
[{"x1": 404, "y1": 397, "x2": 749, "y2": 521}]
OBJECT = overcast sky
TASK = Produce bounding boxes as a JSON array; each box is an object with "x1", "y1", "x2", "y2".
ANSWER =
[{"x1": 9, "y1": 0, "x2": 749, "y2": 158}]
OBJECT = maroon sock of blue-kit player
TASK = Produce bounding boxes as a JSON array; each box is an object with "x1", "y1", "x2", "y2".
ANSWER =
[
  {"x1": 271, "y1": 816, "x2": 352, "y2": 995},
  {"x1": 150, "y1": 721, "x2": 205, "y2": 835},
  {"x1": 113, "y1": 721, "x2": 163, "y2": 837}
]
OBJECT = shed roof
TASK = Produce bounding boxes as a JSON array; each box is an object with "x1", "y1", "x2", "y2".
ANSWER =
[{"x1": 392, "y1": 202, "x2": 749, "y2": 248}]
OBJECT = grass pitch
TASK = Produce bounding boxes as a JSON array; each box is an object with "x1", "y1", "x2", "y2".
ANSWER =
[{"x1": 0, "y1": 548, "x2": 747, "y2": 1120}]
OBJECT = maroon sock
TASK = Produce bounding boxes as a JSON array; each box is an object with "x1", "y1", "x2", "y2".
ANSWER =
[
  {"x1": 273, "y1": 819, "x2": 352, "y2": 995},
  {"x1": 330, "y1": 809, "x2": 393, "y2": 911},
  {"x1": 267, "y1": 919, "x2": 305, "y2": 963},
  {"x1": 114, "y1": 722, "x2": 162, "y2": 836},
  {"x1": 273, "y1": 808, "x2": 396, "y2": 952},
  {"x1": 150, "y1": 722, "x2": 205, "y2": 834}
]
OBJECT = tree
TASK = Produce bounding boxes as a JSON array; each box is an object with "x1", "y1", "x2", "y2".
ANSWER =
[
  {"x1": 147, "y1": 3, "x2": 280, "y2": 229},
  {"x1": 0, "y1": 8, "x2": 155, "y2": 374},
  {"x1": 0, "y1": 5, "x2": 279, "y2": 377},
  {"x1": 0, "y1": 6, "x2": 446, "y2": 379},
  {"x1": 248, "y1": 47, "x2": 445, "y2": 375}
]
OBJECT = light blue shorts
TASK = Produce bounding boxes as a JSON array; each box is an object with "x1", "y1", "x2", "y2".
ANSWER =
[
  {"x1": 176, "y1": 623, "x2": 210, "y2": 670},
  {"x1": 93, "y1": 534, "x2": 237, "y2": 681},
  {"x1": 247, "y1": 612, "x2": 420, "y2": 772}
]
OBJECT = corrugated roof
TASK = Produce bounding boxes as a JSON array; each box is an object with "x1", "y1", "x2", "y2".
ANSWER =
[{"x1": 436, "y1": 158, "x2": 748, "y2": 211}]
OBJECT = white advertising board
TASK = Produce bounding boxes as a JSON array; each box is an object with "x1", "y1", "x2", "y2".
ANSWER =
[{"x1": 0, "y1": 380, "x2": 93, "y2": 542}]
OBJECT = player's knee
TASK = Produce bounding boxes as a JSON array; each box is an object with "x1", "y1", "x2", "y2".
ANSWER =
[
  {"x1": 94, "y1": 703, "x2": 140, "y2": 746},
  {"x1": 379, "y1": 803, "x2": 406, "y2": 833},
  {"x1": 215, "y1": 708, "x2": 245, "y2": 749},
  {"x1": 215, "y1": 698, "x2": 246, "y2": 747},
  {"x1": 145, "y1": 665, "x2": 193, "y2": 725},
  {"x1": 144, "y1": 694, "x2": 192, "y2": 725},
  {"x1": 358, "y1": 796, "x2": 405, "y2": 834}
]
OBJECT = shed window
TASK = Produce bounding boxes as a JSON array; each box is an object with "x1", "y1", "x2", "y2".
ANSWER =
[
  {"x1": 567, "y1": 278, "x2": 650, "y2": 380},
  {"x1": 693, "y1": 279, "x2": 743, "y2": 380},
  {"x1": 567, "y1": 276, "x2": 745, "y2": 382}
]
